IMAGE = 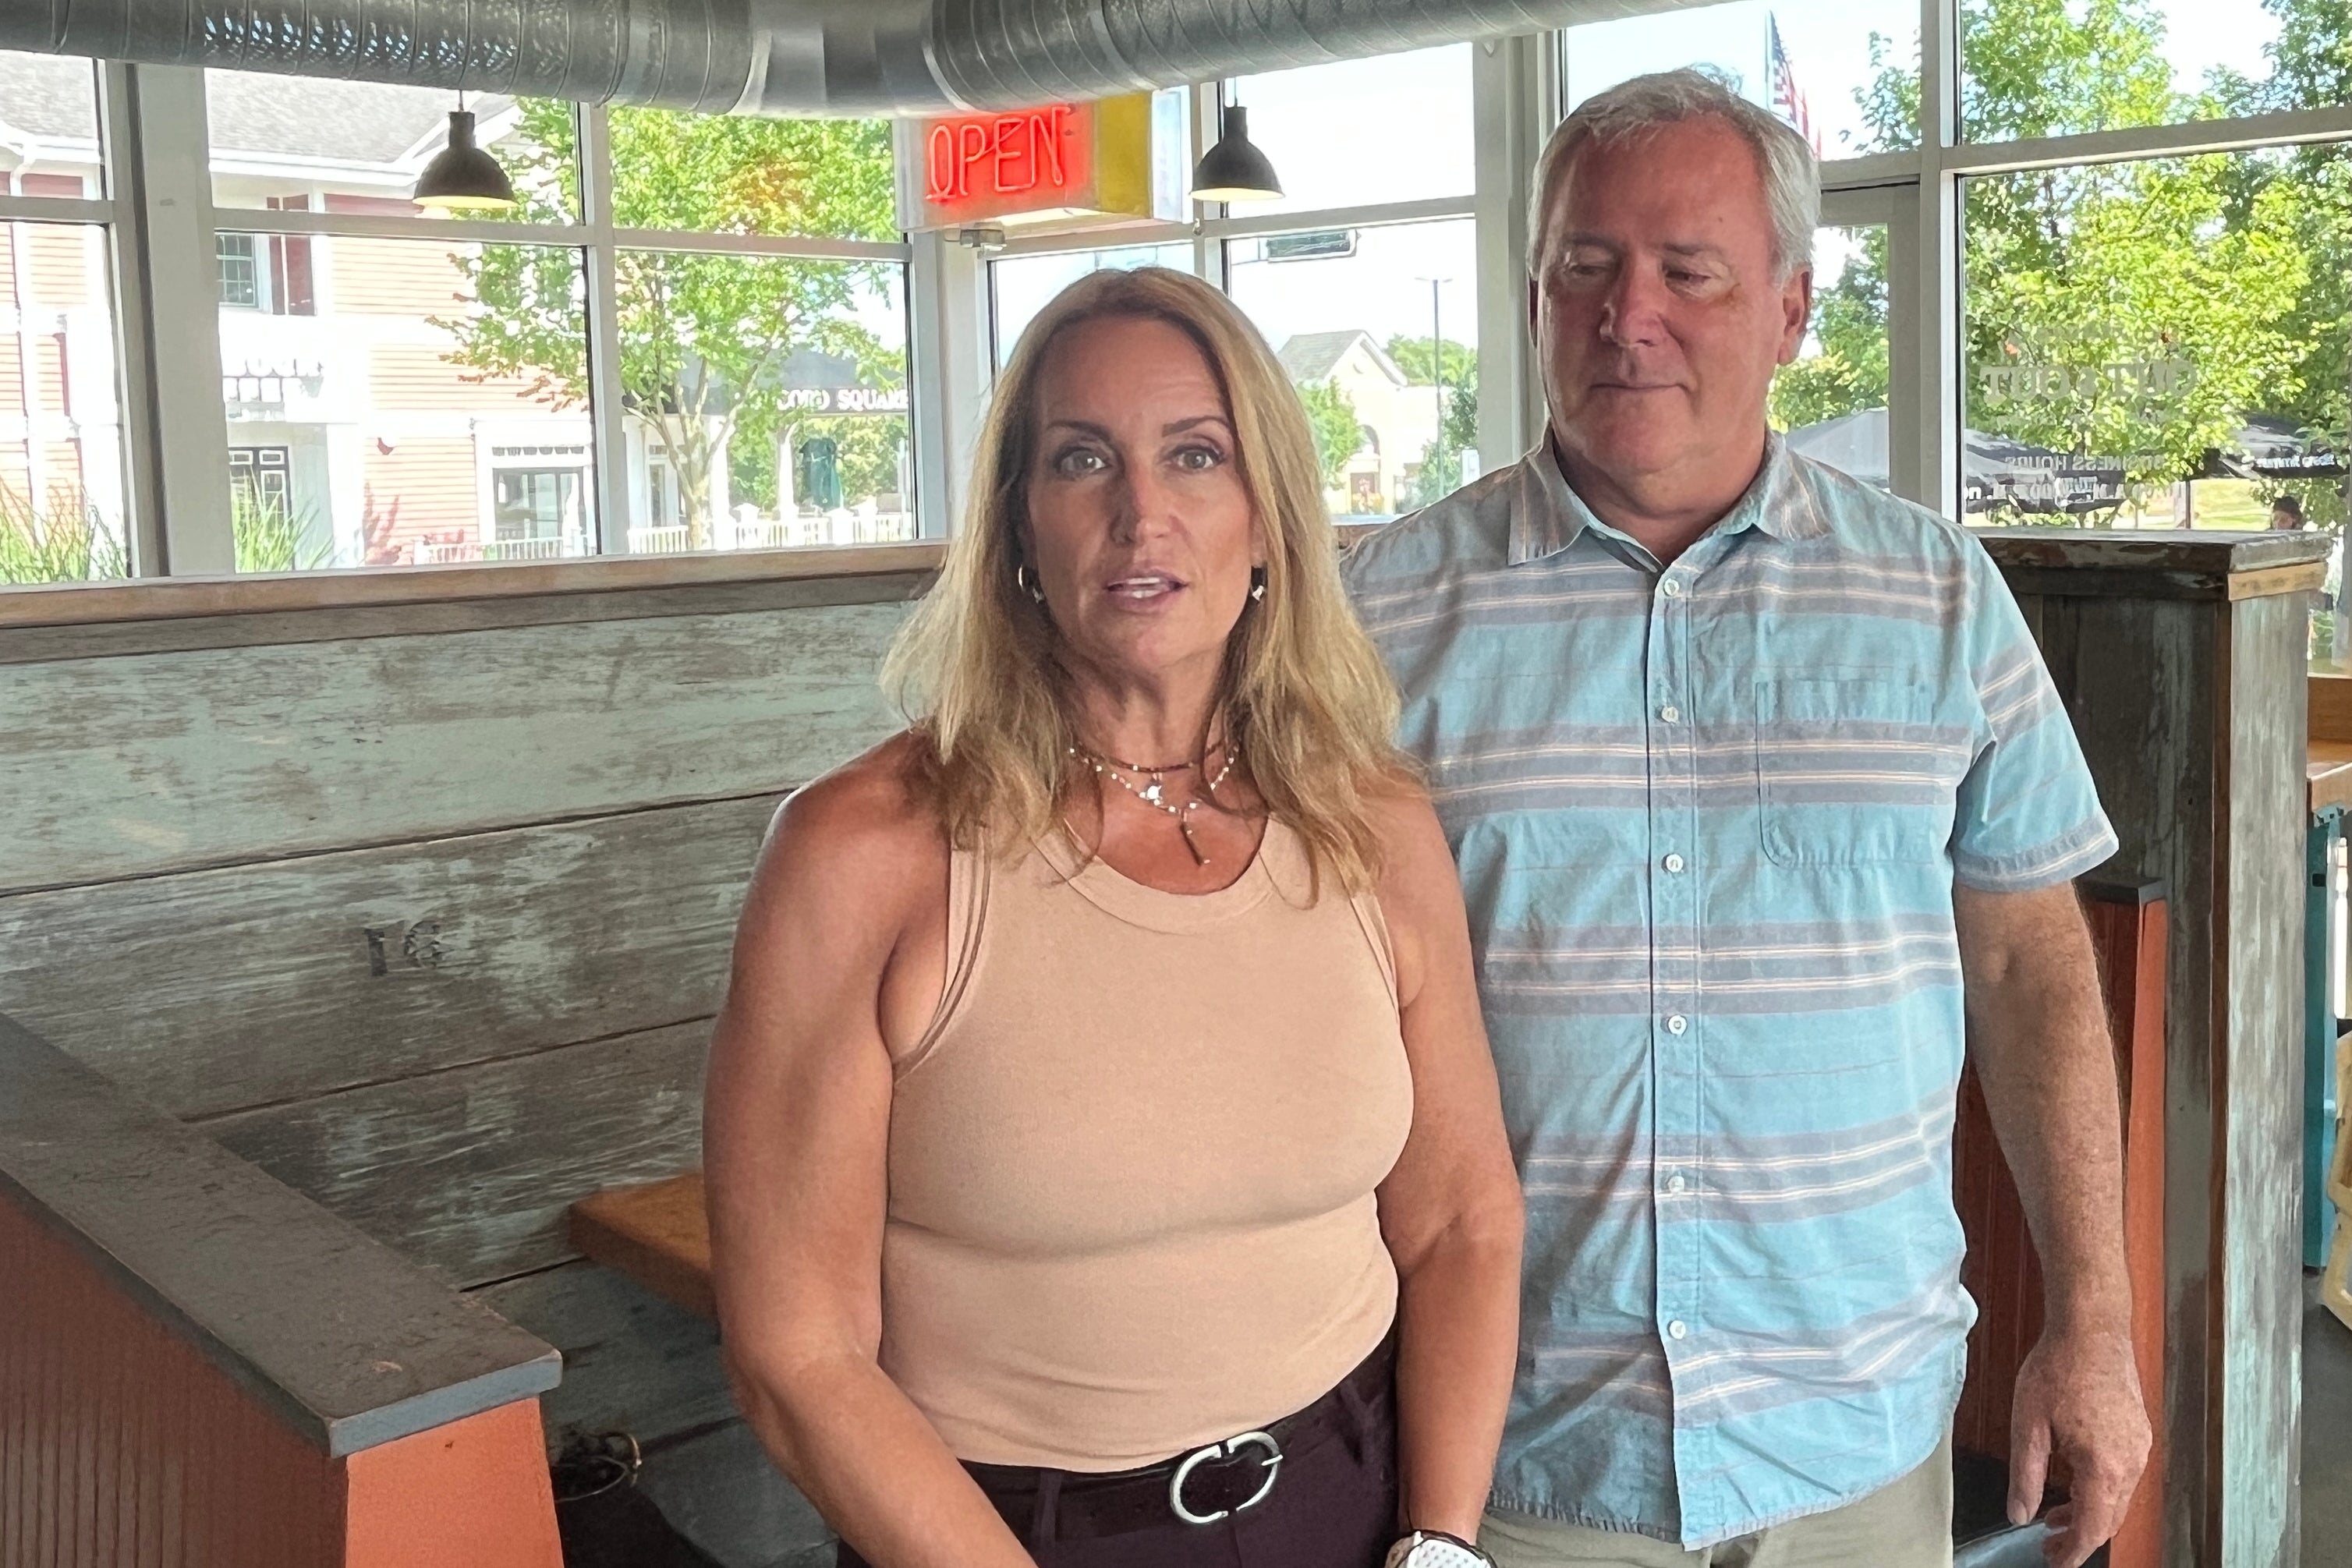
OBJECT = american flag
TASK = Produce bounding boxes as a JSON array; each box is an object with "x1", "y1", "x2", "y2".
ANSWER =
[{"x1": 1768, "y1": 15, "x2": 1821, "y2": 155}]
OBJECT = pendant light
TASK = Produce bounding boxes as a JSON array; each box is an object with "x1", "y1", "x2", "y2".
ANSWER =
[
  {"x1": 1191, "y1": 104, "x2": 1283, "y2": 205},
  {"x1": 412, "y1": 94, "x2": 517, "y2": 214}
]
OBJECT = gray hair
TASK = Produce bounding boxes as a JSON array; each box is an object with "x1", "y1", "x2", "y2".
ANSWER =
[{"x1": 1526, "y1": 69, "x2": 1820, "y2": 283}]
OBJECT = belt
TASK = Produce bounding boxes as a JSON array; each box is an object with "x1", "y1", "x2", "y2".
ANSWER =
[{"x1": 962, "y1": 1330, "x2": 1397, "y2": 1542}]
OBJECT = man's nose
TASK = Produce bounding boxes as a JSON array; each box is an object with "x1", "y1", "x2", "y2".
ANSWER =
[{"x1": 1598, "y1": 266, "x2": 1670, "y2": 347}]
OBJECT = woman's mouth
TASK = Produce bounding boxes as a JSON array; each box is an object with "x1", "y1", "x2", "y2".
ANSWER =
[{"x1": 1106, "y1": 574, "x2": 1182, "y2": 601}]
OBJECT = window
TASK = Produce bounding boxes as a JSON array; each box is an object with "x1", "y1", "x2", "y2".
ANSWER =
[
  {"x1": 197, "y1": 73, "x2": 911, "y2": 570},
  {"x1": 1224, "y1": 46, "x2": 1475, "y2": 214},
  {"x1": 1960, "y1": 0, "x2": 2343, "y2": 142},
  {"x1": 207, "y1": 76, "x2": 580, "y2": 222},
  {"x1": 1226, "y1": 219, "x2": 1479, "y2": 520},
  {"x1": 1774, "y1": 223, "x2": 1893, "y2": 491},
  {"x1": 1564, "y1": 0, "x2": 1922, "y2": 159},
  {"x1": 990, "y1": 242, "x2": 1195, "y2": 367},
  {"x1": 1, "y1": 51, "x2": 132, "y2": 585},
  {"x1": 1961, "y1": 144, "x2": 2348, "y2": 533}
]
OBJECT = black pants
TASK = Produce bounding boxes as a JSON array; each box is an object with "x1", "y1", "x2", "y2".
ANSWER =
[{"x1": 837, "y1": 1347, "x2": 1399, "y2": 1568}]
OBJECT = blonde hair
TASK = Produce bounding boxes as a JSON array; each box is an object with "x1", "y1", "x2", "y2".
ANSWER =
[{"x1": 883, "y1": 266, "x2": 1404, "y2": 894}]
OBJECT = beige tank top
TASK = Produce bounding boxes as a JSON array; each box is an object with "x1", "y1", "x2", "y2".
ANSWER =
[{"x1": 879, "y1": 819, "x2": 1413, "y2": 1471}]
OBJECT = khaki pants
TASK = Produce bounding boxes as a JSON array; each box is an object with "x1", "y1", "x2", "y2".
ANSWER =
[{"x1": 1479, "y1": 1432, "x2": 1953, "y2": 1568}]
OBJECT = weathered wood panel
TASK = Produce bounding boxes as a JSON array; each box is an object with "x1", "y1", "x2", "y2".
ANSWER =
[
  {"x1": 470, "y1": 1262, "x2": 735, "y2": 1453},
  {"x1": 0, "y1": 603, "x2": 909, "y2": 895},
  {"x1": 0, "y1": 796, "x2": 778, "y2": 1118},
  {"x1": 2215, "y1": 589, "x2": 2308, "y2": 1568},
  {"x1": 2015, "y1": 586, "x2": 2214, "y2": 1568},
  {"x1": 0, "y1": 568, "x2": 931, "y2": 667},
  {"x1": 635, "y1": 1420, "x2": 834, "y2": 1568},
  {"x1": 204, "y1": 1021, "x2": 710, "y2": 1290}
]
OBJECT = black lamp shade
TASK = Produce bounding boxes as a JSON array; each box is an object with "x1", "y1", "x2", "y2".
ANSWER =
[
  {"x1": 413, "y1": 110, "x2": 517, "y2": 212},
  {"x1": 1192, "y1": 106, "x2": 1283, "y2": 204}
]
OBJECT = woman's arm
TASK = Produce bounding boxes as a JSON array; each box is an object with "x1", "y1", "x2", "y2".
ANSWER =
[
  {"x1": 704, "y1": 756, "x2": 1034, "y2": 1568},
  {"x1": 1370, "y1": 789, "x2": 1525, "y2": 1541}
]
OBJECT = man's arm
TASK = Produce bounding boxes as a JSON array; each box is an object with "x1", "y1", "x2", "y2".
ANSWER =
[{"x1": 1953, "y1": 881, "x2": 2152, "y2": 1568}]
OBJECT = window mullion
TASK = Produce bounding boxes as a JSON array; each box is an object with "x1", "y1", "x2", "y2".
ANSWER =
[
  {"x1": 577, "y1": 102, "x2": 630, "y2": 557},
  {"x1": 123, "y1": 64, "x2": 236, "y2": 575},
  {"x1": 1897, "y1": 0, "x2": 1961, "y2": 518}
]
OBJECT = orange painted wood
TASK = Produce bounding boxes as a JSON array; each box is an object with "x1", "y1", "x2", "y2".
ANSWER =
[
  {"x1": 342, "y1": 1399, "x2": 562, "y2": 1568},
  {"x1": 569, "y1": 1170, "x2": 716, "y2": 1319},
  {"x1": 1951, "y1": 892, "x2": 2167, "y2": 1568},
  {"x1": 0, "y1": 1187, "x2": 342, "y2": 1568}
]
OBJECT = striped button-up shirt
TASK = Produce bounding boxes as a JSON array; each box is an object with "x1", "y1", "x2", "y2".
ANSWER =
[{"x1": 1341, "y1": 436, "x2": 2115, "y2": 1546}]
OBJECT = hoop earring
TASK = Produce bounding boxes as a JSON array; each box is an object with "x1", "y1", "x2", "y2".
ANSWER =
[
  {"x1": 1249, "y1": 565, "x2": 1267, "y2": 603},
  {"x1": 1015, "y1": 565, "x2": 1047, "y2": 606}
]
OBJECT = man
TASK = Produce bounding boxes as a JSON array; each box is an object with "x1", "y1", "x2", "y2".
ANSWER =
[{"x1": 1342, "y1": 71, "x2": 2150, "y2": 1568}]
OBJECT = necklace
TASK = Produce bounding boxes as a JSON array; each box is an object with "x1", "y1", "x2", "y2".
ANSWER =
[{"x1": 1069, "y1": 742, "x2": 1239, "y2": 866}]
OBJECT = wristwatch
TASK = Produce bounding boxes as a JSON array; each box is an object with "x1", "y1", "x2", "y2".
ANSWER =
[{"x1": 1383, "y1": 1530, "x2": 1497, "y2": 1568}]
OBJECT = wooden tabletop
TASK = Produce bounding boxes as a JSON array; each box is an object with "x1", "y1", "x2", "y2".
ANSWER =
[
  {"x1": 568, "y1": 1170, "x2": 715, "y2": 1320},
  {"x1": 2313, "y1": 740, "x2": 2352, "y2": 816}
]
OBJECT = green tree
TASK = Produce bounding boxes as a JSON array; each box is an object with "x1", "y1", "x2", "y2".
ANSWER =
[
  {"x1": 1296, "y1": 379, "x2": 1366, "y2": 489},
  {"x1": 1770, "y1": 228, "x2": 1891, "y2": 432},
  {"x1": 1407, "y1": 383, "x2": 1482, "y2": 509},
  {"x1": 1383, "y1": 335, "x2": 1477, "y2": 390},
  {"x1": 441, "y1": 101, "x2": 902, "y2": 550},
  {"x1": 1846, "y1": 0, "x2": 2318, "y2": 522}
]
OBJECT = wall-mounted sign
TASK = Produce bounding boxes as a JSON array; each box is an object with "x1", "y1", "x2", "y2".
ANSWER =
[{"x1": 898, "y1": 94, "x2": 1177, "y2": 232}]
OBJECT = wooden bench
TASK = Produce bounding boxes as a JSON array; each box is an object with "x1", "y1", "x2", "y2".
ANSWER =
[{"x1": 571, "y1": 1170, "x2": 717, "y2": 1321}]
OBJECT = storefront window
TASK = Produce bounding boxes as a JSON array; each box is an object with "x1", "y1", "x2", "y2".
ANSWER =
[
  {"x1": 991, "y1": 242, "x2": 1194, "y2": 367},
  {"x1": 1774, "y1": 224, "x2": 1893, "y2": 491},
  {"x1": 1961, "y1": 144, "x2": 2348, "y2": 535},
  {"x1": 1225, "y1": 219, "x2": 1478, "y2": 521},
  {"x1": 614, "y1": 254, "x2": 912, "y2": 554},
  {"x1": 1224, "y1": 46, "x2": 1475, "y2": 214},
  {"x1": 1961, "y1": 0, "x2": 2342, "y2": 143},
  {"x1": 1565, "y1": 0, "x2": 1922, "y2": 159},
  {"x1": 606, "y1": 108, "x2": 898, "y2": 241}
]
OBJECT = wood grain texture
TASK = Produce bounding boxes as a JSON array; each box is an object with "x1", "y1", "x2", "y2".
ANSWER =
[
  {"x1": 2213, "y1": 589, "x2": 2308, "y2": 1568},
  {"x1": 569, "y1": 1173, "x2": 717, "y2": 1321},
  {"x1": 2009, "y1": 586, "x2": 2215, "y2": 1568},
  {"x1": 0, "y1": 603, "x2": 908, "y2": 895},
  {"x1": 204, "y1": 1021, "x2": 711, "y2": 1290},
  {"x1": 0, "y1": 541, "x2": 945, "y2": 631},
  {"x1": 0, "y1": 569, "x2": 933, "y2": 667},
  {"x1": 470, "y1": 1262, "x2": 736, "y2": 1453},
  {"x1": 0, "y1": 795, "x2": 778, "y2": 1118},
  {"x1": 2309, "y1": 675, "x2": 2352, "y2": 745}
]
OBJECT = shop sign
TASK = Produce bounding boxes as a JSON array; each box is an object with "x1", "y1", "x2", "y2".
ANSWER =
[
  {"x1": 900, "y1": 94, "x2": 1164, "y2": 230},
  {"x1": 780, "y1": 386, "x2": 911, "y2": 415}
]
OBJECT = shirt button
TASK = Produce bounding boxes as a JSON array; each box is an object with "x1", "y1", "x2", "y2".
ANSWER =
[
  {"x1": 1660, "y1": 577, "x2": 1685, "y2": 599},
  {"x1": 1668, "y1": 1320, "x2": 1689, "y2": 1340},
  {"x1": 1659, "y1": 704, "x2": 1681, "y2": 724},
  {"x1": 1666, "y1": 1172, "x2": 1688, "y2": 1195},
  {"x1": 1663, "y1": 853, "x2": 1685, "y2": 874},
  {"x1": 1666, "y1": 1014, "x2": 1688, "y2": 1035}
]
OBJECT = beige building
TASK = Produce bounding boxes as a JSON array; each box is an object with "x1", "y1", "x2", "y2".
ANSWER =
[{"x1": 1277, "y1": 329, "x2": 1443, "y2": 517}]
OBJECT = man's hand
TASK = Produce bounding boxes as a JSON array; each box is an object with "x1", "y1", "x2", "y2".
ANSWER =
[{"x1": 2007, "y1": 1322, "x2": 2151, "y2": 1568}]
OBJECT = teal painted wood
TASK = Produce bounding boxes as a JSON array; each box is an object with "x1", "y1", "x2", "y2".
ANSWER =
[
  {"x1": 0, "y1": 601, "x2": 910, "y2": 897},
  {"x1": 2309, "y1": 812, "x2": 2343, "y2": 1269}
]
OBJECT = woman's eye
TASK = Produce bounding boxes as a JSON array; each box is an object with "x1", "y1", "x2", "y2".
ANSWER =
[
  {"x1": 1054, "y1": 448, "x2": 1107, "y2": 477},
  {"x1": 1171, "y1": 445, "x2": 1223, "y2": 472}
]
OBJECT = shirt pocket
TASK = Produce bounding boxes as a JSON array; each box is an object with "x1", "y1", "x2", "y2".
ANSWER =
[{"x1": 1752, "y1": 675, "x2": 1956, "y2": 866}]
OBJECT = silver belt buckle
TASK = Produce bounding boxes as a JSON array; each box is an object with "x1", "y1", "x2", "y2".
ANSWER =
[{"x1": 1167, "y1": 1429, "x2": 1283, "y2": 1525}]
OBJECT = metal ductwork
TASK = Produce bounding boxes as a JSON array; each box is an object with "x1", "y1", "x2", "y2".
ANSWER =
[{"x1": 0, "y1": 1, "x2": 1683, "y2": 118}]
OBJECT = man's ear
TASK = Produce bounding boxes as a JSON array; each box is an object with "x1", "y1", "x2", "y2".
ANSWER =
[
  {"x1": 1778, "y1": 264, "x2": 1815, "y2": 367},
  {"x1": 1527, "y1": 271, "x2": 1542, "y2": 346}
]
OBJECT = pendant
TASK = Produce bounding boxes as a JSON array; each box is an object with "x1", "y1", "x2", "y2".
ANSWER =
[
  {"x1": 1139, "y1": 774, "x2": 1166, "y2": 807},
  {"x1": 1178, "y1": 815, "x2": 1209, "y2": 867}
]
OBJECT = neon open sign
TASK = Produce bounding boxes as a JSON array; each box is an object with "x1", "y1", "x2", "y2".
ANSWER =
[
  {"x1": 905, "y1": 95, "x2": 1156, "y2": 229},
  {"x1": 926, "y1": 106, "x2": 1082, "y2": 207}
]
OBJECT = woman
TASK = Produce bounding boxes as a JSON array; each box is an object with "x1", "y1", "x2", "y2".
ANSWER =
[{"x1": 704, "y1": 267, "x2": 1521, "y2": 1568}]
